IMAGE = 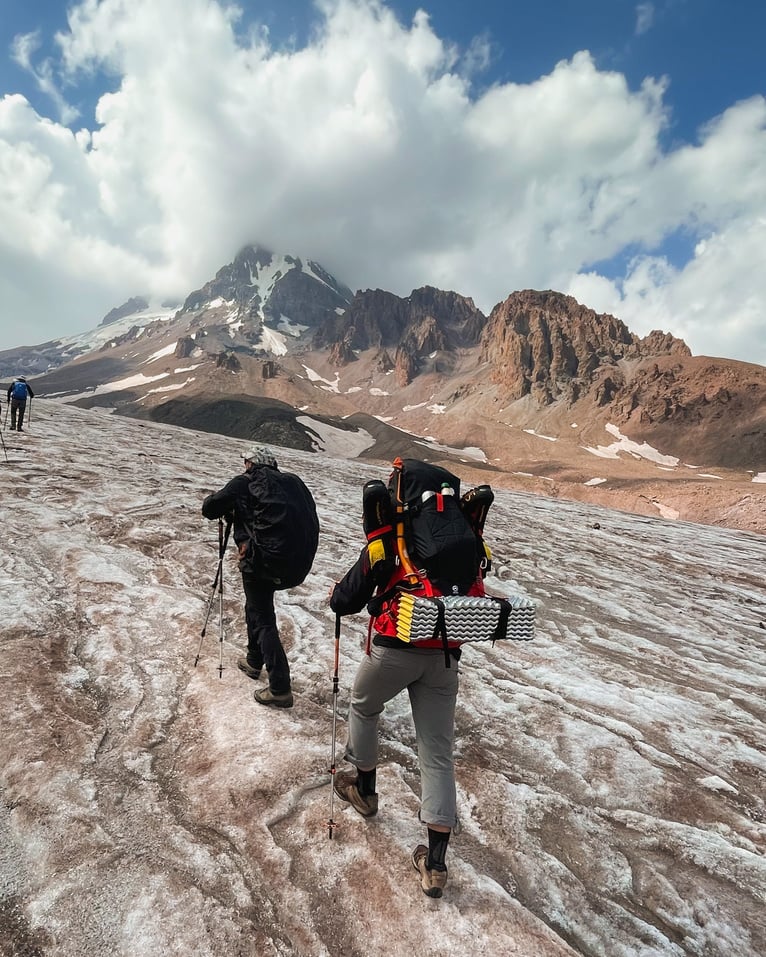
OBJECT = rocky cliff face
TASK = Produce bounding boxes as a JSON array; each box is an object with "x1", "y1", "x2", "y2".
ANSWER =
[
  {"x1": 471, "y1": 288, "x2": 764, "y2": 468},
  {"x1": 317, "y1": 286, "x2": 485, "y2": 350},
  {"x1": 318, "y1": 285, "x2": 486, "y2": 384},
  {"x1": 480, "y1": 289, "x2": 691, "y2": 403},
  {"x1": 616, "y1": 355, "x2": 766, "y2": 467}
]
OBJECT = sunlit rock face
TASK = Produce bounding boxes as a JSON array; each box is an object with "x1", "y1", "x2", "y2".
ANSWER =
[
  {"x1": 478, "y1": 289, "x2": 690, "y2": 402},
  {"x1": 0, "y1": 402, "x2": 764, "y2": 956}
]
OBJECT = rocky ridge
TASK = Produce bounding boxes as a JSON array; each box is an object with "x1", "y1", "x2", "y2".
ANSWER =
[{"x1": 4, "y1": 244, "x2": 765, "y2": 533}]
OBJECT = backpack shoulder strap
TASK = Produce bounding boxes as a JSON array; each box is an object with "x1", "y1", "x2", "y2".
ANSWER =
[{"x1": 389, "y1": 457, "x2": 434, "y2": 595}]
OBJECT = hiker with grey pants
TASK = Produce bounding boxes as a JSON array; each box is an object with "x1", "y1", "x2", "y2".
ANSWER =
[{"x1": 329, "y1": 540, "x2": 461, "y2": 899}]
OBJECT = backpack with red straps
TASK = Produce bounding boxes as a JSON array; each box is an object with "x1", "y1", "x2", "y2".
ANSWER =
[{"x1": 362, "y1": 457, "x2": 534, "y2": 664}]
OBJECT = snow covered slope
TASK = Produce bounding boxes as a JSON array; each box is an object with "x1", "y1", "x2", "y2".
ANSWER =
[{"x1": 0, "y1": 402, "x2": 764, "y2": 956}]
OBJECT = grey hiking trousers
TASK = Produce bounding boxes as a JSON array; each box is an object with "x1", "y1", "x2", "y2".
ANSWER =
[{"x1": 344, "y1": 643, "x2": 459, "y2": 829}]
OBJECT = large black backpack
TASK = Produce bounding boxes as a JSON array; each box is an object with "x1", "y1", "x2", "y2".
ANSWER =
[
  {"x1": 389, "y1": 458, "x2": 480, "y2": 595},
  {"x1": 362, "y1": 457, "x2": 535, "y2": 662},
  {"x1": 242, "y1": 467, "x2": 319, "y2": 589}
]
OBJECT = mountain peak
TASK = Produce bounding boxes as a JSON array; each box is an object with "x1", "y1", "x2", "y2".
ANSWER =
[
  {"x1": 179, "y1": 244, "x2": 353, "y2": 334},
  {"x1": 98, "y1": 296, "x2": 150, "y2": 328}
]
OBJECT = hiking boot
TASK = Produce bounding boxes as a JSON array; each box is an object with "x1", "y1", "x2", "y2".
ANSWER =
[
  {"x1": 412, "y1": 845, "x2": 448, "y2": 898},
  {"x1": 333, "y1": 771, "x2": 378, "y2": 817},
  {"x1": 254, "y1": 687, "x2": 293, "y2": 709},
  {"x1": 237, "y1": 658, "x2": 262, "y2": 680}
]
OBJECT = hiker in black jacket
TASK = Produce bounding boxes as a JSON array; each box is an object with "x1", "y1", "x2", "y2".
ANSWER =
[
  {"x1": 7, "y1": 375, "x2": 34, "y2": 431},
  {"x1": 330, "y1": 537, "x2": 459, "y2": 900},
  {"x1": 202, "y1": 445, "x2": 318, "y2": 709}
]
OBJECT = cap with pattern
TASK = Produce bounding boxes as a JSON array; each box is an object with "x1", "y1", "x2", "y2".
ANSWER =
[{"x1": 243, "y1": 445, "x2": 277, "y2": 468}]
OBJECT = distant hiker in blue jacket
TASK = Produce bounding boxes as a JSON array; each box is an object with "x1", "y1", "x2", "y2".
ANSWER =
[{"x1": 7, "y1": 375, "x2": 34, "y2": 431}]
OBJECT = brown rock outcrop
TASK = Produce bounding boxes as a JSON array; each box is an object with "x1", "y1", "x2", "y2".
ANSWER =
[
  {"x1": 621, "y1": 355, "x2": 766, "y2": 467},
  {"x1": 216, "y1": 351, "x2": 241, "y2": 372},
  {"x1": 174, "y1": 337, "x2": 196, "y2": 359},
  {"x1": 329, "y1": 339, "x2": 357, "y2": 366},
  {"x1": 479, "y1": 290, "x2": 689, "y2": 403},
  {"x1": 316, "y1": 287, "x2": 486, "y2": 382}
]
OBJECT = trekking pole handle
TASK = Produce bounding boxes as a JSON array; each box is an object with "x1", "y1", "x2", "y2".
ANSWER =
[{"x1": 332, "y1": 614, "x2": 341, "y2": 685}]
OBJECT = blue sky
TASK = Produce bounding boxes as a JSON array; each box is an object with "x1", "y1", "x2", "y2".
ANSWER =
[
  {"x1": 1, "y1": 0, "x2": 765, "y2": 363},
  {"x1": 6, "y1": 1, "x2": 761, "y2": 147}
]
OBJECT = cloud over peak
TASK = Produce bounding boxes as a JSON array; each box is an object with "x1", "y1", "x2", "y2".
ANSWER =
[{"x1": 0, "y1": 0, "x2": 764, "y2": 365}]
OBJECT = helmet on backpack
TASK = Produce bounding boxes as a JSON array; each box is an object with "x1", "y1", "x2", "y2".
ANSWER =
[{"x1": 244, "y1": 445, "x2": 277, "y2": 469}]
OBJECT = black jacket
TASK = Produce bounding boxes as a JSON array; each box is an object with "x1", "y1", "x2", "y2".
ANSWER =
[
  {"x1": 201, "y1": 471, "x2": 252, "y2": 547},
  {"x1": 330, "y1": 547, "x2": 381, "y2": 616}
]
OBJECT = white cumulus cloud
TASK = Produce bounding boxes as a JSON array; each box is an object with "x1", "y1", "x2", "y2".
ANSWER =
[{"x1": 0, "y1": 0, "x2": 763, "y2": 366}]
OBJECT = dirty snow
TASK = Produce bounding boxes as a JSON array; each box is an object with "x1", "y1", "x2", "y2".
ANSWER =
[
  {"x1": 295, "y1": 416, "x2": 376, "y2": 457},
  {"x1": 0, "y1": 401, "x2": 764, "y2": 957}
]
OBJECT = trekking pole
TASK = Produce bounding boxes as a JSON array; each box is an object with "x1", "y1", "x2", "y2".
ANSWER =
[
  {"x1": 217, "y1": 521, "x2": 225, "y2": 679},
  {"x1": 326, "y1": 614, "x2": 341, "y2": 839},
  {"x1": 195, "y1": 518, "x2": 232, "y2": 667},
  {"x1": 0, "y1": 425, "x2": 7, "y2": 464},
  {"x1": 27, "y1": 398, "x2": 32, "y2": 430}
]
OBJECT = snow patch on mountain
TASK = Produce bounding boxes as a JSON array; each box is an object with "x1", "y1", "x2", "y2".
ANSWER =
[
  {"x1": 96, "y1": 372, "x2": 170, "y2": 394},
  {"x1": 395, "y1": 434, "x2": 489, "y2": 462},
  {"x1": 248, "y1": 254, "x2": 293, "y2": 317},
  {"x1": 583, "y1": 424, "x2": 680, "y2": 466},
  {"x1": 295, "y1": 416, "x2": 375, "y2": 456},
  {"x1": 303, "y1": 366, "x2": 340, "y2": 392},
  {"x1": 55, "y1": 305, "x2": 178, "y2": 360},
  {"x1": 144, "y1": 378, "x2": 196, "y2": 396},
  {"x1": 276, "y1": 316, "x2": 308, "y2": 337},
  {"x1": 524, "y1": 428, "x2": 557, "y2": 442},
  {"x1": 652, "y1": 501, "x2": 681, "y2": 520},
  {"x1": 146, "y1": 343, "x2": 178, "y2": 363},
  {"x1": 257, "y1": 325, "x2": 289, "y2": 356}
]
